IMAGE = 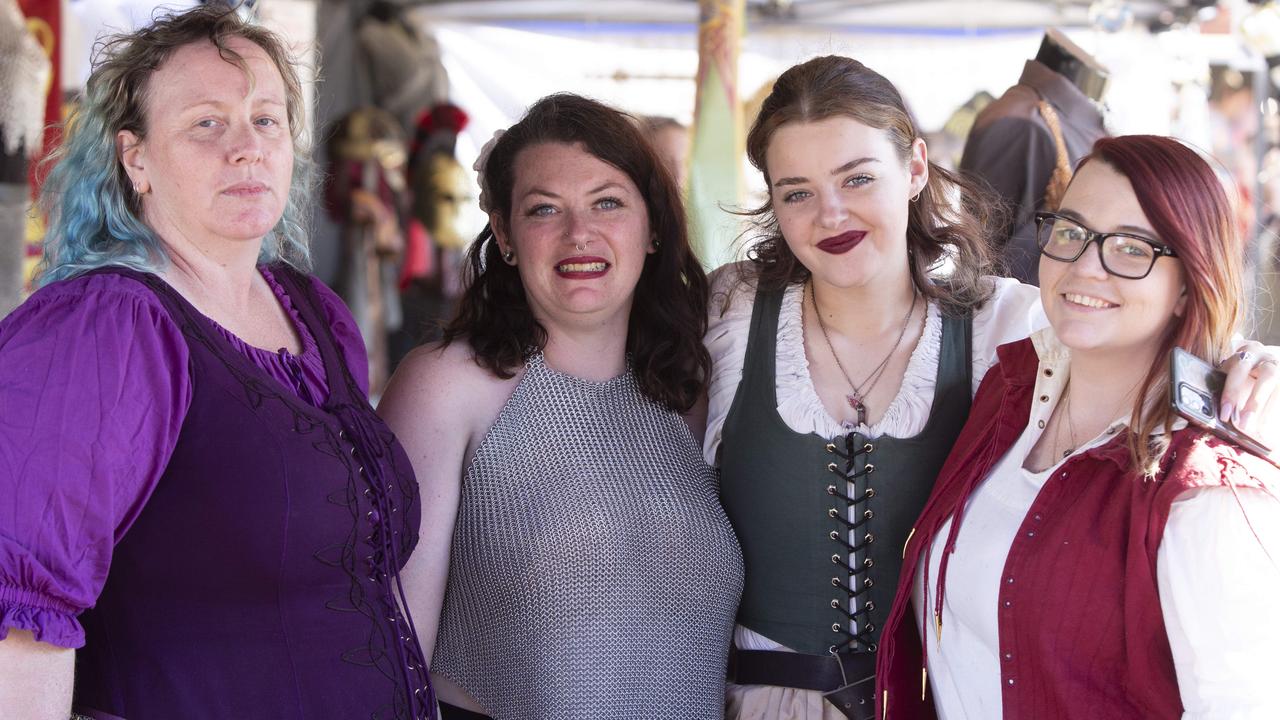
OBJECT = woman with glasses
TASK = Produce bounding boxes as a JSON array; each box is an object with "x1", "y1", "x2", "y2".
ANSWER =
[{"x1": 876, "y1": 135, "x2": 1280, "y2": 718}]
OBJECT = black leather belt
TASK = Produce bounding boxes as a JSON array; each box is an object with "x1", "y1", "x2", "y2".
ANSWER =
[{"x1": 729, "y1": 648, "x2": 877, "y2": 720}]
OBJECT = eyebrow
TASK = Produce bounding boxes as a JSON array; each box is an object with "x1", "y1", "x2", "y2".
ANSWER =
[
  {"x1": 521, "y1": 181, "x2": 627, "y2": 201},
  {"x1": 1055, "y1": 207, "x2": 1159, "y2": 238},
  {"x1": 181, "y1": 97, "x2": 287, "y2": 112},
  {"x1": 773, "y1": 157, "x2": 879, "y2": 188}
]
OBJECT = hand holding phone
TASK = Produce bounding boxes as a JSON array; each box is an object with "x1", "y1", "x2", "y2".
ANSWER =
[{"x1": 1170, "y1": 347, "x2": 1274, "y2": 461}]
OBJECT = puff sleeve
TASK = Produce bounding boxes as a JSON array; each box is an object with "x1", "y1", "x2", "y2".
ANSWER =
[{"x1": 0, "y1": 274, "x2": 191, "y2": 648}]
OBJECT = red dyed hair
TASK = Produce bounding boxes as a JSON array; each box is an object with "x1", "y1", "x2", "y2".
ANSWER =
[{"x1": 1077, "y1": 135, "x2": 1244, "y2": 475}]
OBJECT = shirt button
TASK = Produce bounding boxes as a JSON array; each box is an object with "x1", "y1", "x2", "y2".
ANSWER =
[
  {"x1": 1007, "y1": 678, "x2": 1016, "y2": 686},
  {"x1": 1027, "y1": 531, "x2": 1036, "y2": 538},
  {"x1": 1006, "y1": 576, "x2": 1015, "y2": 584},
  {"x1": 1004, "y1": 652, "x2": 1013, "y2": 661},
  {"x1": 1033, "y1": 514, "x2": 1043, "y2": 522},
  {"x1": 1044, "y1": 368, "x2": 1054, "y2": 377},
  {"x1": 1003, "y1": 600, "x2": 1012, "y2": 608},
  {"x1": 1037, "y1": 420, "x2": 1046, "y2": 428},
  {"x1": 1039, "y1": 395, "x2": 1049, "y2": 402}
]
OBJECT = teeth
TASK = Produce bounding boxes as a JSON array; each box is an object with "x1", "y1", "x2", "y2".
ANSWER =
[
  {"x1": 558, "y1": 262, "x2": 607, "y2": 273},
  {"x1": 1065, "y1": 293, "x2": 1115, "y2": 309}
]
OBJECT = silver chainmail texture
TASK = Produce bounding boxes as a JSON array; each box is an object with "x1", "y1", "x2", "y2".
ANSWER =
[{"x1": 433, "y1": 353, "x2": 744, "y2": 720}]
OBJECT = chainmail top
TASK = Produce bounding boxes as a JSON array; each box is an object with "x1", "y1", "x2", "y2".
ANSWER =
[{"x1": 433, "y1": 352, "x2": 744, "y2": 720}]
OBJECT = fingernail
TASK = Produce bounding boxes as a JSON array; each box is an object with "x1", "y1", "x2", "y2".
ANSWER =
[{"x1": 1220, "y1": 402, "x2": 1234, "y2": 423}]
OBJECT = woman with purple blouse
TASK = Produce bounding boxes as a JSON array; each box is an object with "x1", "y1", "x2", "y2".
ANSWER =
[{"x1": 0, "y1": 7, "x2": 434, "y2": 720}]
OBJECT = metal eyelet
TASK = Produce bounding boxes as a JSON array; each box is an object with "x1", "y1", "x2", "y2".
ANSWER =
[
  {"x1": 864, "y1": 533, "x2": 874, "y2": 543},
  {"x1": 827, "y1": 484, "x2": 837, "y2": 495},
  {"x1": 832, "y1": 577, "x2": 841, "y2": 586},
  {"x1": 864, "y1": 578, "x2": 874, "y2": 588},
  {"x1": 865, "y1": 601, "x2": 876, "y2": 611},
  {"x1": 829, "y1": 508, "x2": 840, "y2": 518},
  {"x1": 827, "y1": 462, "x2": 839, "y2": 472},
  {"x1": 865, "y1": 464, "x2": 875, "y2": 474},
  {"x1": 826, "y1": 443, "x2": 837, "y2": 453},
  {"x1": 831, "y1": 623, "x2": 842, "y2": 633},
  {"x1": 863, "y1": 558, "x2": 874, "y2": 568},
  {"x1": 830, "y1": 599, "x2": 841, "y2": 609},
  {"x1": 829, "y1": 530, "x2": 840, "y2": 540},
  {"x1": 831, "y1": 554, "x2": 843, "y2": 564},
  {"x1": 864, "y1": 487, "x2": 876, "y2": 498},
  {"x1": 864, "y1": 442, "x2": 874, "y2": 453},
  {"x1": 863, "y1": 509, "x2": 874, "y2": 519}
]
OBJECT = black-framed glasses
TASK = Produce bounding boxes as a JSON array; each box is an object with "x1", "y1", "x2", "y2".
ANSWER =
[{"x1": 1033, "y1": 211, "x2": 1179, "y2": 280}]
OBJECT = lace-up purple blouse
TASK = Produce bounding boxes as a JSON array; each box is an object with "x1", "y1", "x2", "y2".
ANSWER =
[{"x1": 0, "y1": 266, "x2": 435, "y2": 719}]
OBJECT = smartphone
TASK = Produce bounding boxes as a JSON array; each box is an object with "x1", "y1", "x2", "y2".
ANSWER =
[{"x1": 1170, "y1": 347, "x2": 1273, "y2": 459}]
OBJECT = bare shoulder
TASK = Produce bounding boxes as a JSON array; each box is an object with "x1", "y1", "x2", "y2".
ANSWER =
[{"x1": 379, "y1": 340, "x2": 520, "y2": 447}]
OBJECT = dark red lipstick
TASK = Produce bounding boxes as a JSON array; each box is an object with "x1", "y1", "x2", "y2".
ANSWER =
[
  {"x1": 555, "y1": 255, "x2": 610, "y2": 280},
  {"x1": 816, "y1": 230, "x2": 866, "y2": 255}
]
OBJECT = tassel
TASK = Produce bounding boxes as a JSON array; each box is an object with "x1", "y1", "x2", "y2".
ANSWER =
[{"x1": 934, "y1": 611, "x2": 943, "y2": 642}]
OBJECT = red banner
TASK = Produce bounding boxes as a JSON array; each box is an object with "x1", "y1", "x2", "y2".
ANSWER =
[{"x1": 17, "y1": 0, "x2": 59, "y2": 197}]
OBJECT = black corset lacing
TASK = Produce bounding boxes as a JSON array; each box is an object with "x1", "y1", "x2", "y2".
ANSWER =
[{"x1": 825, "y1": 434, "x2": 877, "y2": 655}]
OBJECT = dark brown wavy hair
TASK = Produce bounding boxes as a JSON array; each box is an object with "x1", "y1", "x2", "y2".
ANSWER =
[
  {"x1": 740, "y1": 55, "x2": 1001, "y2": 315},
  {"x1": 442, "y1": 93, "x2": 709, "y2": 412}
]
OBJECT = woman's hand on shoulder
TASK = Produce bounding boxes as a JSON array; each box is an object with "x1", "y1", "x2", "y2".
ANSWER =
[{"x1": 1218, "y1": 341, "x2": 1280, "y2": 451}]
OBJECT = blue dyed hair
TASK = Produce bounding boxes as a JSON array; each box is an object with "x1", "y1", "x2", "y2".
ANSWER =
[{"x1": 36, "y1": 5, "x2": 315, "y2": 285}]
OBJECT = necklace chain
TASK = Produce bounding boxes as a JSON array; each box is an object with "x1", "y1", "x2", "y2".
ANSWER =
[{"x1": 809, "y1": 281, "x2": 918, "y2": 426}]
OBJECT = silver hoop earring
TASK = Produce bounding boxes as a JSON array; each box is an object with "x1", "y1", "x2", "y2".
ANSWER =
[{"x1": 911, "y1": 190, "x2": 922, "y2": 203}]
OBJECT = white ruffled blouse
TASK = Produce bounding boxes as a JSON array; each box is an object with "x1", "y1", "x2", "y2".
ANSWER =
[{"x1": 704, "y1": 261, "x2": 1047, "y2": 467}]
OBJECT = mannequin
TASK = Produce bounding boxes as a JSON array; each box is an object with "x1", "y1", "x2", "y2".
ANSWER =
[
  {"x1": 1035, "y1": 29, "x2": 1109, "y2": 102},
  {"x1": 960, "y1": 28, "x2": 1109, "y2": 285},
  {"x1": 327, "y1": 106, "x2": 409, "y2": 396}
]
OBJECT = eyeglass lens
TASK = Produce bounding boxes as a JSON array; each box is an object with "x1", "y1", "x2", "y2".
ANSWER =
[{"x1": 1038, "y1": 217, "x2": 1158, "y2": 279}]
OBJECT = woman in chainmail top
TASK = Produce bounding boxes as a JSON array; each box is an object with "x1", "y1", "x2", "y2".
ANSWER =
[{"x1": 379, "y1": 94, "x2": 744, "y2": 720}]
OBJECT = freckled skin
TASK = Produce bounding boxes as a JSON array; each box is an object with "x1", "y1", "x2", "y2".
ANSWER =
[{"x1": 493, "y1": 142, "x2": 654, "y2": 334}]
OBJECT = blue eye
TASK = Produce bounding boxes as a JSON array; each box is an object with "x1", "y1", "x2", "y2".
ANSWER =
[
  {"x1": 781, "y1": 189, "x2": 811, "y2": 203},
  {"x1": 255, "y1": 116, "x2": 280, "y2": 127},
  {"x1": 528, "y1": 204, "x2": 556, "y2": 217},
  {"x1": 596, "y1": 197, "x2": 622, "y2": 210},
  {"x1": 196, "y1": 118, "x2": 220, "y2": 129},
  {"x1": 844, "y1": 174, "x2": 873, "y2": 187}
]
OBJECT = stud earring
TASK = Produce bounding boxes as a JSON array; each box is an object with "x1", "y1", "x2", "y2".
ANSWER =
[{"x1": 503, "y1": 249, "x2": 516, "y2": 264}]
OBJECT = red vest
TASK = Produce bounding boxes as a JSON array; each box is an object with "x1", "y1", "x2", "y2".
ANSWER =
[{"x1": 875, "y1": 337, "x2": 1273, "y2": 719}]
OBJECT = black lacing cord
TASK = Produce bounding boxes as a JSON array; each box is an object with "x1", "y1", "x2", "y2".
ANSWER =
[{"x1": 824, "y1": 435, "x2": 879, "y2": 653}]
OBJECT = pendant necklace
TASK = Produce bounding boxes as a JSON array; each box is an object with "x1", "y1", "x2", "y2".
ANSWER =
[{"x1": 810, "y1": 281, "x2": 918, "y2": 427}]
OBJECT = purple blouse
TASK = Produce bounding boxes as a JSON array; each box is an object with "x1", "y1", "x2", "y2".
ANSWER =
[{"x1": 0, "y1": 267, "x2": 368, "y2": 648}]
